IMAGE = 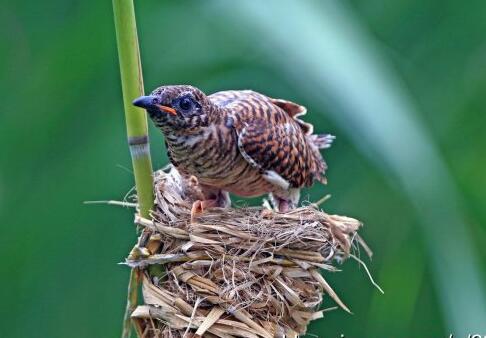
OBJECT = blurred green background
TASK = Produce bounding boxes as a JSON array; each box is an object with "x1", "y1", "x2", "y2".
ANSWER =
[{"x1": 1, "y1": 0, "x2": 485, "y2": 337}]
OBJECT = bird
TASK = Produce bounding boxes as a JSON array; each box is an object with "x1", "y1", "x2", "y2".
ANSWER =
[{"x1": 133, "y1": 85, "x2": 334, "y2": 214}]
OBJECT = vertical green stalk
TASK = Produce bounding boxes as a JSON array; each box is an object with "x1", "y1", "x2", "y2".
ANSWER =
[{"x1": 113, "y1": 0, "x2": 154, "y2": 337}]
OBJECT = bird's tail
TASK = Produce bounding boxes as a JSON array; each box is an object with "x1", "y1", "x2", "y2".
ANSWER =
[
  {"x1": 310, "y1": 134, "x2": 335, "y2": 149},
  {"x1": 307, "y1": 134, "x2": 335, "y2": 186}
]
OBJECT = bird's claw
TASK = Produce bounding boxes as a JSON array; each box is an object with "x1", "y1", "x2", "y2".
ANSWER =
[{"x1": 190, "y1": 199, "x2": 218, "y2": 222}]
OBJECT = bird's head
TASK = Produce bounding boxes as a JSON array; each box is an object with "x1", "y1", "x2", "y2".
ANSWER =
[{"x1": 133, "y1": 85, "x2": 210, "y2": 130}]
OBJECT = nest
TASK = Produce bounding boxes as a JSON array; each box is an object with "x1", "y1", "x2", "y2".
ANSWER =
[{"x1": 125, "y1": 167, "x2": 368, "y2": 338}]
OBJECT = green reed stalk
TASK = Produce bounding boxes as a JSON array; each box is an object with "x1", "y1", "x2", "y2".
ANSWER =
[{"x1": 113, "y1": 0, "x2": 154, "y2": 337}]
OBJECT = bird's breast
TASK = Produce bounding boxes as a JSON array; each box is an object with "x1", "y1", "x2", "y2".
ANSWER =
[
  {"x1": 165, "y1": 125, "x2": 273, "y2": 197},
  {"x1": 166, "y1": 125, "x2": 239, "y2": 180}
]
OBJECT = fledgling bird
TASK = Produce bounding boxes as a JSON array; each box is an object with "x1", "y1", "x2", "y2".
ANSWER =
[{"x1": 133, "y1": 85, "x2": 334, "y2": 213}]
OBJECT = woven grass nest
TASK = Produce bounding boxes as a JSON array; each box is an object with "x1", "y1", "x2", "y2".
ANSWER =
[{"x1": 125, "y1": 167, "x2": 370, "y2": 338}]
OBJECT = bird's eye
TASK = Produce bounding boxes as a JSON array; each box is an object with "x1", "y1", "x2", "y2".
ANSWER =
[
  {"x1": 151, "y1": 97, "x2": 159, "y2": 104},
  {"x1": 179, "y1": 97, "x2": 193, "y2": 112}
]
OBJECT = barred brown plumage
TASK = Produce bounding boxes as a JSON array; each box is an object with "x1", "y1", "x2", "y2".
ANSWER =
[{"x1": 133, "y1": 85, "x2": 334, "y2": 213}]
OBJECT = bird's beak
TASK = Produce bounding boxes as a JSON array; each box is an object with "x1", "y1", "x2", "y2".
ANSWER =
[{"x1": 132, "y1": 95, "x2": 177, "y2": 116}]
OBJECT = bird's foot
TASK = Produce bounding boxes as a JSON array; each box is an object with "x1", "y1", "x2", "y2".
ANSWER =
[
  {"x1": 269, "y1": 196, "x2": 291, "y2": 212},
  {"x1": 190, "y1": 188, "x2": 231, "y2": 222},
  {"x1": 261, "y1": 208, "x2": 274, "y2": 219},
  {"x1": 190, "y1": 199, "x2": 219, "y2": 222},
  {"x1": 277, "y1": 200, "x2": 291, "y2": 213},
  {"x1": 269, "y1": 189, "x2": 300, "y2": 213}
]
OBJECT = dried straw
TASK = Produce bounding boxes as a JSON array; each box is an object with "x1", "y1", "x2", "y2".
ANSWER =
[{"x1": 126, "y1": 167, "x2": 368, "y2": 337}]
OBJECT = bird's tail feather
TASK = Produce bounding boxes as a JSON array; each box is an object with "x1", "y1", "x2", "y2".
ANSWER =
[{"x1": 310, "y1": 134, "x2": 335, "y2": 149}]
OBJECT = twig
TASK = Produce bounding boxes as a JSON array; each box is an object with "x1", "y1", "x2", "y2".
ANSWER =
[
  {"x1": 350, "y1": 254, "x2": 384, "y2": 294},
  {"x1": 84, "y1": 200, "x2": 138, "y2": 208},
  {"x1": 311, "y1": 194, "x2": 332, "y2": 208}
]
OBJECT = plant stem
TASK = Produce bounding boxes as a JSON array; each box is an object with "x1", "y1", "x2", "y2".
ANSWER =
[{"x1": 112, "y1": 0, "x2": 154, "y2": 337}]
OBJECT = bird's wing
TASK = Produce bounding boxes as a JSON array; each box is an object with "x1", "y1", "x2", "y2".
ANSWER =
[
  {"x1": 236, "y1": 121, "x2": 307, "y2": 189},
  {"x1": 267, "y1": 97, "x2": 314, "y2": 135},
  {"x1": 217, "y1": 91, "x2": 325, "y2": 189}
]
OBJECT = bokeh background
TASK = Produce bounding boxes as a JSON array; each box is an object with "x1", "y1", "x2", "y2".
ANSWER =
[{"x1": 1, "y1": 0, "x2": 485, "y2": 337}]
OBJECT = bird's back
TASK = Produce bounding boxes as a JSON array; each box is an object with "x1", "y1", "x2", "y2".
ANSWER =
[{"x1": 210, "y1": 90, "x2": 290, "y2": 125}]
